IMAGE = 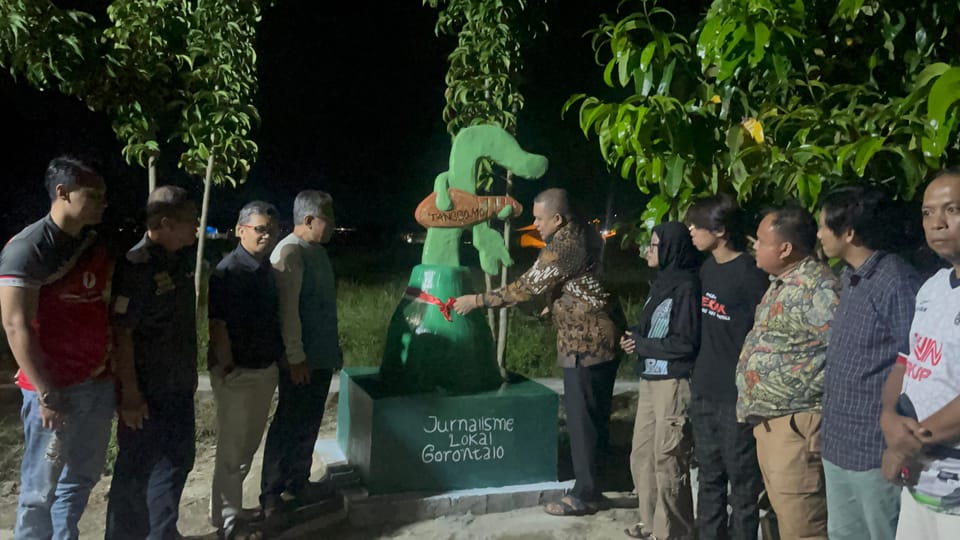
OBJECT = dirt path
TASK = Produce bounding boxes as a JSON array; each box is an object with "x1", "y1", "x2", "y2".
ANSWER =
[{"x1": 0, "y1": 386, "x2": 648, "y2": 539}]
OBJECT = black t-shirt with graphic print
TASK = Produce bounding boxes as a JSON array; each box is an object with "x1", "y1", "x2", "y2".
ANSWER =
[{"x1": 692, "y1": 253, "x2": 770, "y2": 403}]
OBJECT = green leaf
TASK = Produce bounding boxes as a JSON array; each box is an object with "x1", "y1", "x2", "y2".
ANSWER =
[
  {"x1": 834, "y1": 0, "x2": 866, "y2": 21},
  {"x1": 852, "y1": 136, "x2": 886, "y2": 177},
  {"x1": 914, "y1": 63, "x2": 950, "y2": 90},
  {"x1": 649, "y1": 156, "x2": 663, "y2": 188},
  {"x1": 797, "y1": 174, "x2": 822, "y2": 208},
  {"x1": 618, "y1": 49, "x2": 632, "y2": 87},
  {"x1": 749, "y1": 22, "x2": 769, "y2": 67},
  {"x1": 620, "y1": 155, "x2": 635, "y2": 179},
  {"x1": 641, "y1": 195, "x2": 671, "y2": 230},
  {"x1": 663, "y1": 154, "x2": 684, "y2": 198},
  {"x1": 923, "y1": 67, "x2": 960, "y2": 161},
  {"x1": 640, "y1": 67, "x2": 655, "y2": 97},
  {"x1": 639, "y1": 42, "x2": 656, "y2": 71},
  {"x1": 562, "y1": 93, "x2": 586, "y2": 117},
  {"x1": 657, "y1": 58, "x2": 676, "y2": 95}
]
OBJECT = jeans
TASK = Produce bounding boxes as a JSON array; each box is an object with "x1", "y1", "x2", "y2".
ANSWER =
[
  {"x1": 260, "y1": 367, "x2": 333, "y2": 507},
  {"x1": 15, "y1": 379, "x2": 116, "y2": 540},
  {"x1": 690, "y1": 395, "x2": 763, "y2": 540},
  {"x1": 105, "y1": 392, "x2": 195, "y2": 540},
  {"x1": 823, "y1": 458, "x2": 900, "y2": 540}
]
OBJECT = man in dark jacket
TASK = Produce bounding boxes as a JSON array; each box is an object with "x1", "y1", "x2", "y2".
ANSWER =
[{"x1": 620, "y1": 221, "x2": 701, "y2": 540}]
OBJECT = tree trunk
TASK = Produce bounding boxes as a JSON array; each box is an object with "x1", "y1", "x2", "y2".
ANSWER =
[
  {"x1": 484, "y1": 273, "x2": 495, "y2": 335},
  {"x1": 194, "y1": 152, "x2": 215, "y2": 301},
  {"x1": 495, "y1": 170, "x2": 513, "y2": 381},
  {"x1": 147, "y1": 154, "x2": 157, "y2": 195}
]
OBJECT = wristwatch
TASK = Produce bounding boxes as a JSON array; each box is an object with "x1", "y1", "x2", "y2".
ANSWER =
[{"x1": 38, "y1": 389, "x2": 63, "y2": 410}]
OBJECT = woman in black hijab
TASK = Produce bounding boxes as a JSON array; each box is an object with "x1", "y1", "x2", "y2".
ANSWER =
[{"x1": 621, "y1": 221, "x2": 701, "y2": 540}]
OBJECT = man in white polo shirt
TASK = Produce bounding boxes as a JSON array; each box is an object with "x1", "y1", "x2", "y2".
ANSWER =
[{"x1": 880, "y1": 168, "x2": 960, "y2": 539}]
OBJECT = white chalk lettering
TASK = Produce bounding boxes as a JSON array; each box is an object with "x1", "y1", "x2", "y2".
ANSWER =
[{"x1": 420, "y1": 415, "x2": 514, "y2": 464}]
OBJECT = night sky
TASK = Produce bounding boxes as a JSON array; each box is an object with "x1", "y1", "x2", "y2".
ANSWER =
[{"x1": 0, "y1": 0, "x2": 643, "y2": 243}]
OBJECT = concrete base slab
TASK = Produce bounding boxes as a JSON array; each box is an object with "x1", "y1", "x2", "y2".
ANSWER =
[
  {"x1": 313, "y1": 435, "x2": 638, "y2": 529},
  {"x1": 343, "y1": 479, "x2": 578, "y2": 527}
]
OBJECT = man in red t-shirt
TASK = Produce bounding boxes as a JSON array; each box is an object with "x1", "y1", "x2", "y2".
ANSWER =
[{"x1": 0, "y1": 157, "x2": 114, "y2": 540}]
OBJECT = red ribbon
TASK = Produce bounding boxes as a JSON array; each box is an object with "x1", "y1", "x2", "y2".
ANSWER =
[{"x1": 406, "y1": 287, "x2": 456, "y2": 322}]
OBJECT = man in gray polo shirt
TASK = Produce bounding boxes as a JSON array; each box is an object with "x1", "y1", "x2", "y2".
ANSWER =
[{"x1": 260, "y1": 190, "x2": 341, "y2": 515}]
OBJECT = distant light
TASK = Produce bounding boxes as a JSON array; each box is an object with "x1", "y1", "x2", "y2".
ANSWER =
[{"x1": 206, "y1": 226, "x2": 217, "y2": 234}]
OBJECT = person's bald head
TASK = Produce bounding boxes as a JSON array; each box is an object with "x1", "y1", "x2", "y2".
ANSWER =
[
  {"x1": 922, "y1": 168, "x2": 960, "y2": 266},
  {"x1": 533, "y1": 188, "x2": 572, "y2": 221}
]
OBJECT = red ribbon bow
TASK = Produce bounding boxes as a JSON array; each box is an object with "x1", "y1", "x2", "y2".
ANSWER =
[{"x1": 406, "y1": 287, "x2": 457, "y2": 322}]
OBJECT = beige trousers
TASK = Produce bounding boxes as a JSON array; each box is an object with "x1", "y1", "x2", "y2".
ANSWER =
[
  {"x1": 631, "y1": 378, "x2": 695, "y2": 539},
  {"x1": 209, "y1": 365, "x2": 278, "y2": 530},
  {"x1": 753, "y1": 411, "x2": 828, "y2": 540}
]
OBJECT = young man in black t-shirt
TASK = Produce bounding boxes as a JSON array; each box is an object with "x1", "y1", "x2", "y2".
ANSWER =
[{"x1": 686, "y1": 194, "x2": 769, "y2": 540}]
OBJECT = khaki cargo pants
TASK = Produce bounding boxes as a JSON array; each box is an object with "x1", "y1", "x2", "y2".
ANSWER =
[
  {"x1": 754, "y1": 411, "x2": 828, "y2": 540},
  {"x1": 631, "y1": 378, "x2": 695, "y2": 540}
]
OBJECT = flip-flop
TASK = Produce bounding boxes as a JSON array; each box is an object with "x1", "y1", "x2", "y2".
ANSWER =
[
  {"x1": 623, "y1": 523, "x2": 650, "y2": 538},
  {"x1": 543, "y1": 495, "x2": 597, "y2": 516}
]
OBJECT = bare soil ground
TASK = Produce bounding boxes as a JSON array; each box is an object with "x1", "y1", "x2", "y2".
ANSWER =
[{"x1": 0, "y1": 383, "x2": 646, "y2": 540}]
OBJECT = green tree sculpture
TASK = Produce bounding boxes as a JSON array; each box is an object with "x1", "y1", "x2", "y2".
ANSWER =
[
  {"x1": 380, "y1": 124, "x2": 547, "y2": 394},
  {"x1": 425, "y1": 0, "x2": 548, "y2": 376}
]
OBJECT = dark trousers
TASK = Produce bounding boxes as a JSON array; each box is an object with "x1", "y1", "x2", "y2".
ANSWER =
[
  {"x1": 105, "y1": 393, "x2": 195, "y2": 540},
  {"x1": 690, "y1": 395, "x2": 763, "y2": 540},
  {"x1": 563, "y1": 359, "x2": 618, "y2": 502},
  {"x1": 259, "y1": 367, "x2": 334, "y2": 505}
]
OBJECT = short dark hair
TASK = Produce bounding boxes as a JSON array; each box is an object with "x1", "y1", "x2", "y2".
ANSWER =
[
  {"x1": 146, "y1": 186, "x2": 193, "y2": 230},
  {"x1": 533, "y1": 188, "x2": 572, "y2": 221},
  {"x1": 237, "y1": 200, "x2": 278, "y2": 226},
  {"x1": 766, "y1": 203, "x2": 818, "y2": 255},
  {"x1": 819, "y1": 186, "x2": 890, "y2": 250},
  {"x1": 44, "y1": 156, "x2": 99, "y2": 201},
  {"x1": 685, "y1": 193, "x2": 747, "y2": 251},
  {"x1": 933, "y1": 165, "x2": 960, "y2": 180}
]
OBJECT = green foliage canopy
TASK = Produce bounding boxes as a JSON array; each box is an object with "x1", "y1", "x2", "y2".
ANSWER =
[
  {"x1": 425, "y1": 0, "x2": 546, "y2": 190},
  {"x1": 0, "y1": 0, "x2": 264, "y2": 187},
  {"x1": 565, "y1": 0, "x2": 960, "y2": 234}
]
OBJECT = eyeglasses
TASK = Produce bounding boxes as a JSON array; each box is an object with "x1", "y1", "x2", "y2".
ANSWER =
[
  {"x1": 239, "y1": 224, "x2": 277, "y2": 235},
  {"x1": 645, "y1": 242, "x2": 660, "y2": 251}
]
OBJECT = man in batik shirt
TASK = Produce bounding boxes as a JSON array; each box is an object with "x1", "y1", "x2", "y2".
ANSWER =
[
  {"x1": 454, "y1": 187, "x2": 624, "y2": 516},
  {"x1": 736, "y1": 204, "x2": 840, "y2": 540}
]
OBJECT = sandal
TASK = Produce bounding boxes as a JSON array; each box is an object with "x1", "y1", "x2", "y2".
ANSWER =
[
  {"x1": 543, "y1": 495, "x2": 598, "y2": 516},
  {"x1": 624, "y1": 523, "x2": 652, "y2": 539}
]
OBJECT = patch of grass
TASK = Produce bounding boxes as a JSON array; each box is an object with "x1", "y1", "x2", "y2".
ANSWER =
[{"x1": 338, "y1": 277, "x2": 406, "y2": 367}]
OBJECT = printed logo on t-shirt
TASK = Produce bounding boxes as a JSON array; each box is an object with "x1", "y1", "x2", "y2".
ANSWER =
[
  {"x1": 904, "y1": 334, "x2": 942, "y2": 381},
  {"x1": 701, "y1": 292, "x2": 730, "y2": 321},
  {"x1": 154, "y1": 272, "x2": 176, "y2": 294},
  {"x1": 643, "y1": 358, "x2": 668, "y2": 376}
]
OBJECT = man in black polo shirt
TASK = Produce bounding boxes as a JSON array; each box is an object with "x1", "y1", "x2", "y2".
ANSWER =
[
  {"x1": 105, "y1": 186, "x2": 200, "y2": 540},
  {"x1": 208, "y1": 201, "x2": 284, "y2": 539}
]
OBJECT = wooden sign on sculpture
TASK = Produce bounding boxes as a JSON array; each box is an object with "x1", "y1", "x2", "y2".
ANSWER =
[{"x1": 415, "y1": 188, "x2": 523, "y2": 228}]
